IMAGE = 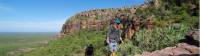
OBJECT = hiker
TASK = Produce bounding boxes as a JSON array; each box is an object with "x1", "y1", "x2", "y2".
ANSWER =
[
  {"x1": 106, "y1": 15, "x2": 123, "y2": 56},
  {"x1": 85, "y1": 44, "x2": 94, "y2": 56},
  {"x1": 61, "y1": 24, "x2": 67, "y2": 34}
]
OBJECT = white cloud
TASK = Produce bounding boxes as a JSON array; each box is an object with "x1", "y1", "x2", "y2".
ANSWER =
[
  {"x1": 0, "y1": 5, "x2": 15, "y2": 13},
  {"x1": 0, "y1": 20, "x2": 66, "y2": 32}
]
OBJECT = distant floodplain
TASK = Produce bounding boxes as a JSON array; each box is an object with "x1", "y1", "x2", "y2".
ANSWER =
[{"x1": 0, "y1": 32, "x2": 57, "y2": 56}]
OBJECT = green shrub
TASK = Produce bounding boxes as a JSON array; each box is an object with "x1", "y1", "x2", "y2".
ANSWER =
[
  {"x1": 117, "y1": 41, "x2": 142, "y2": 56},
  {"x1": 132, "y1": 24, "x2": 191, "y2": 51}
]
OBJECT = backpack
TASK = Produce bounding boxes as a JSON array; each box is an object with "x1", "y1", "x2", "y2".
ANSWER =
[{"x1": 85, "y1": 44, "x2": 94, "y2": 56}]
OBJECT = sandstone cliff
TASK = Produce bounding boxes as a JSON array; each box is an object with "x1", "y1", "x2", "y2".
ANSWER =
[{"x1": 60, "y1": 0, "x2": 198, "y2": 36}]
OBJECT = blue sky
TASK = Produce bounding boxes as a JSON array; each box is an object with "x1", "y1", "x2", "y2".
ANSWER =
[{"x1": 0, "y1": 0, "x2": 144, "y2": 32}]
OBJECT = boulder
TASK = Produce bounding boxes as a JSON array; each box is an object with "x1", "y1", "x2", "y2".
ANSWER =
[
  {"x1": 158, "y1": 47, "x2": 174, "y2": 55},
  {"x1": 151, "y1": 50, "x2": 171, "y2": 56},
  {"x1": 137, "y1": 43, "x2": 199, "y2": 56},
  {"x1": 140, "y1": 52, "x2": 151, "y2": 56},
  {"x1": 178, "y1": 43, "x2": 200, "y2": 54},
  {"x1": 185, "y1": 29, "x2": 200, "y2": 46},
  {"x1": 186, "y1": 29, "x2": 199, "y2": 41},
  {"x1": 172, "y1": 47, "x2": 191, "y2": 56}
]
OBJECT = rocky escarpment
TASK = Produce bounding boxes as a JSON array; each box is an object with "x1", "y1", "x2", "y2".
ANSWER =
[
  {"x1": 61, "y1": 0, "x2": 159, "y2": 34},
  {"x1": 60, "y1": 7, "x2": 137, "y2": 35},
  {"x1": 59, "y1": 0, "x2": 160, "y2": 37},
  {"x1": 60, "y1": 0, "x2": 199, "y2": 37}
]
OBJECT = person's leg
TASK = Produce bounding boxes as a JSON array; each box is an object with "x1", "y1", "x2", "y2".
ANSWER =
[
  {"x1": 108, "y1": 51, "x2": 112, "y2": 56},
  {"x1": 111, "y1": 52, "x2": 116, "y2": 56},
  {"x1": 110, "y1": 52, "x2": 113, "y2": 56}
]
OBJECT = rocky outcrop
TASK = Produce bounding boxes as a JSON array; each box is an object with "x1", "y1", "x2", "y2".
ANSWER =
[
  {"x1": 136, "y1": 43, "x2": 199, "y2": 56},
  {"x1": 60, "y1": 8, "x2": 138, "y2": 35},
  {"x1": 59, "y1": 0, "x2": 162, "y2": 37},
  {"x1": 183, "y1": 29, "x2": 200, "y2": 47},
  {"x1": 60, "y1": 9, "x2": 157, "y2": 37}
]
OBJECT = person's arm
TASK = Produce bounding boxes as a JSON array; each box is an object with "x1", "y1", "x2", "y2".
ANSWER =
[
  {"x1": 84, "y1": 45, "x2": 87, "y2": 50},
  {"x1": 107, "y1": 26, "x2": 112, "y2": 36},
  {"x1": 106, "y1": 36, "x2": 110, "y2": 44},
  {"x1": 120, "y1": 37, "x2": 123, "y2": 43},
  {"x1": 107, "y1": 26, "x2": 111, "y2": 44}
]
